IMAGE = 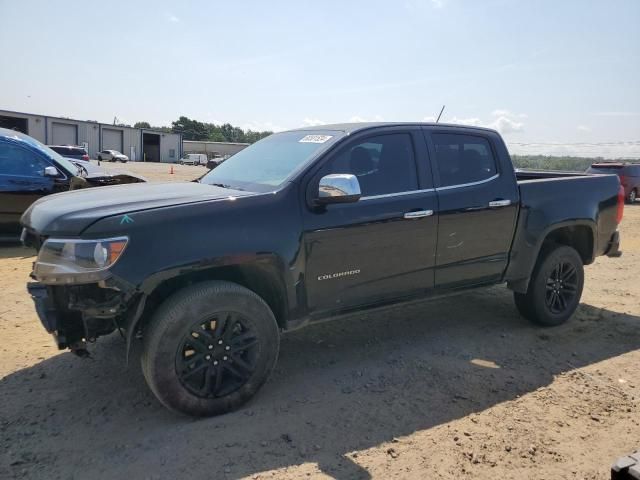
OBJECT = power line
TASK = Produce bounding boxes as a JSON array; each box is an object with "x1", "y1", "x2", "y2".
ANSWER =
[{"x1": 507, "y1": 141, "x2": 640, "y2": 146}]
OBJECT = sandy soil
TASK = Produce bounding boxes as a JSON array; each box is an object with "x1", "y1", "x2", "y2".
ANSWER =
[{"x1": 1, "y1": 163, "x2": 639, "y2": 479}]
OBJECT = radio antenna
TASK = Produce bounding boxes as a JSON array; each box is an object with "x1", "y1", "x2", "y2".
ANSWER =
[{"x1": 436, "y1": 105, "x2": 446, "y2": 123}]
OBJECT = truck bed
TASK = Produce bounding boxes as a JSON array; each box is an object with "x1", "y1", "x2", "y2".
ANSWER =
[
  {"x1": 515, "y1": 169, "x2": 593, "y2": 182},
  {"x1": 506, "y1": 170, "x2": 622, "y2": 289}
]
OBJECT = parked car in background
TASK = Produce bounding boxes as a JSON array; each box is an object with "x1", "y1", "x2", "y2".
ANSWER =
[
  {"x1": 205, "y1": 155, "x2": 228, "y2": 170},
  {"x1": 21, "y1": 122, "x2": 623, "y2": 416},
  {"x1": 179, "y1": 153, "x2": 207, "y2": 166},
  {"x1": 587, "y1": 162, "x2": 640, "y2": 203},
  {"x1": 0, "y1": 128, "x2": 145, "y2": 240},
  {"x1": 97, "y1": 150, "x2": 129, "y2": 162},
  {"x1": 48, "y1": 145, "x2": 90, "y2": 161}
]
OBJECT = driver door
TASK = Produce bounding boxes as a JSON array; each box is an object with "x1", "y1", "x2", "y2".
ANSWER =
[{"x1": 302, "y1": 128, "x2": 439, "y2": 317}]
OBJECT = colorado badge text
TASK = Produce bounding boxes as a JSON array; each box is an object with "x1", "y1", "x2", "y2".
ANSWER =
[{"x1": 317, "y1": 269, "x2": 361, "y2": 281}]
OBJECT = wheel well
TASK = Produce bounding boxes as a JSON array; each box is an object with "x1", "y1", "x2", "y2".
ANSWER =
[
  {"x1": 542, "y1": 225, "x2": 594, "y2": 265},
  {"x1": 139, "y1": 265, "x2": 288, "y2": 335}
]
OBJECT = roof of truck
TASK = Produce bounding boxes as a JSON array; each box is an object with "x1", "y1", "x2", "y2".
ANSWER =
[{"x1": 287, "y1": 122, "x2": 500, "y2": 135}]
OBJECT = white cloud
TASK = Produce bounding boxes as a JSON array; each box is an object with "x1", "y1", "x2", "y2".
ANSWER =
[
  {"x1": 242, "y1": 121, "x2": 286, "y2": 132},
  {"x1": 491, "y1": 109, "x2": 528, "y2": 119},
  {"x1": 302, "y1": 117, "x2": 325, "y2": 127},
  {"x1": 349, "y1": 114, "x2": 384, "y2": 123},
  {"x1": 405, "y1": 0, "x2": 448, "y2": 11},
  {"x1": 164, "y1": 12, "x2": 180, "y2": 23},
  {"x1": 447, "y1": 116, "x2": 483, "y2": 127},
  {"x1": 423, "y1": 110, "x2": 525, "y2": 134},
  {"x1": 487, "y1": 115, "x2": 524, "y2": 134},
  {"x1": 577, "y1": 125, "x2": 591, "y2": 132},
  {"x1": 594, "y1": 111, "x2": 640, "y2": 117}
]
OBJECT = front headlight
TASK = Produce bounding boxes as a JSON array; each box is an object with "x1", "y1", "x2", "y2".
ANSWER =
[{"x1": 34, "y1": 237, "x2": 128, "y2": 285}]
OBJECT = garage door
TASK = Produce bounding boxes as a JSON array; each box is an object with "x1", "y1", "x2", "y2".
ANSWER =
[
  {"x1": 51, "y1": 122, "x2": 78, "y2": 145},
  {"x1": 102, "y1": 128, "x2": 123, "y2": 152}
]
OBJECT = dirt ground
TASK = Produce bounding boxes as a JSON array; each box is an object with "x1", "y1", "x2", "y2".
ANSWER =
[{"x1": 1, "y1": 163, "x2": 639, "y2": 479}]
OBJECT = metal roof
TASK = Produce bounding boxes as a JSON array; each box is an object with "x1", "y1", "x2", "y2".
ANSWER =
[{"x1": 286, "y1": 121, "x2": 499, "y2": 135}]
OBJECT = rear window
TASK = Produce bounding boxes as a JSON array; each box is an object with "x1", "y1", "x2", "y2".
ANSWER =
[
  {"x1": 432, "y1": 133, "x2": 498, "y2": 187},
  {"x1": 587, "y1": 165, "x2": 623, "y2": 175},
  {"x1": 627, "y1": 165, "x2": 640, "y2": 176},
  {"x1": 50, "y1": 146, "x2": 86, "y2": 156}
]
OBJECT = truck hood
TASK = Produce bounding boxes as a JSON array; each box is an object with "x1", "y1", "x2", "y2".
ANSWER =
[{"x1": 21, "y1": 181, "x2": 252, "y2": 236}]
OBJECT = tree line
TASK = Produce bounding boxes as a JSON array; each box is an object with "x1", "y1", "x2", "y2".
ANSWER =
[
  {"x1": 129, "y1": 119, "x2": 635, "y2": 166},
  {"x1": 511, "y1": 155, "x2": 629, "y2": 172},
  {"x1": 133, "y1": 117, "x2": 272, "y2": 144}
]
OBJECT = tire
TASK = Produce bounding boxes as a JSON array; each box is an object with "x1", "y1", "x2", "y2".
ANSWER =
[
  {"x1": 628, "y1": 189, "x2": 637, "y2": 204},
  {"x1": 513, "y1": 244, "x2": 584, "y2": 326},
  {"x1": 141, "y1": 281, "x2": 280, "y2": 417}
]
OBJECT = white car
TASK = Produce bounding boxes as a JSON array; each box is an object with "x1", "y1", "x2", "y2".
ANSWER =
[
  {"x1": 98, "y1": 150, "x2": 129, "y2": 162},
  {"x1": 179, "y1": 153, "x2": 207, "y2": 166}
]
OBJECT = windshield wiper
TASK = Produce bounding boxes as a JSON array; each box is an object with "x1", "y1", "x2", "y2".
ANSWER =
[{"x1": 208, "y1": 182, "x2": 246, "y2": 191}]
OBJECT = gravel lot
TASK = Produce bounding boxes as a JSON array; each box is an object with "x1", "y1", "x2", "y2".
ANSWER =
[
  {"x1": 1, "y1": 163, "x2": 639, "y2": 479},
  {"x1": 94, "y1": 160, "x2": 210, "y2": 182}
]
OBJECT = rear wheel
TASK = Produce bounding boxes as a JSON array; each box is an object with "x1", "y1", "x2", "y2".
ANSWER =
[
  {"x1": 513, "y1": 244, "x2": 584, "y2": 326},
  {"x1": 141, "y1": 281, "x2": 280, "y2": 416},
  {"x1": 628, "y1": 189, "x2": 637, "y2": 204}
]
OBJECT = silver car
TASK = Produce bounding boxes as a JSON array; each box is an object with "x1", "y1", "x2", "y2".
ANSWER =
[{"x1": 97, "y1": 150, "x2": 129, "y2": 162}]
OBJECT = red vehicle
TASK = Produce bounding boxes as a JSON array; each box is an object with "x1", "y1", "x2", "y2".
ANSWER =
[{"x1": 587, "y1": 162, "x2": 640, "y2": 204}]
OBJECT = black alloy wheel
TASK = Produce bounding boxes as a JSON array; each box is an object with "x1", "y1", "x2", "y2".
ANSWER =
[
  {"x1": 544, "y1": 261, "x2": 579, "y2": 314},
  {"x1": 513, "y1": 244, "x2": 584, "y2": 326},
  {"x1": 141, "y1": 281, "x2": 280, "y2": 416},
  {"x1": 176, "y1": 312, "x2": 259, "y2": 398}
]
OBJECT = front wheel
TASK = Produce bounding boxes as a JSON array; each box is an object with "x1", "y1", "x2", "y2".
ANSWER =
[
  {"x1": 628, "y1": 189, "x2": 637, "y2": 204},
  {"x1": 514, "y1": 244, "x2": 584, "y2": 326},
  {"x1": 141, "y1": 281, "x2": 280, "y2": 416}
]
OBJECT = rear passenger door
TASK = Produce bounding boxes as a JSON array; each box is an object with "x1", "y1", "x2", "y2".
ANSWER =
[
  {"x1": 302, "y1": 128, "x2": 438, "y2": 316},
  {"x1": 424, "y1": 129, "x2": 518, "y2": 288}
]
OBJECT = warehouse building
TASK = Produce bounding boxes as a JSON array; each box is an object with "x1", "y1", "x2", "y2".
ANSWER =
[
  {"x1": 183, "y1": 140, "x2": 248, "y2": 159},
  {"x1": 0, "y1": 109, "x2": 182, "y2": 162}
]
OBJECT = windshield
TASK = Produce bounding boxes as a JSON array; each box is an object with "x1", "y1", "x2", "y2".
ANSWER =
[
  {"x1": 199, "y1": 130, "x2": 343, "y2": 192},
  {"x1": 587, "y1": 166, "x2": 623, "y2": 175},
  {"x1": 11, "y1": 131, "x2": 80, "y2": 175}
]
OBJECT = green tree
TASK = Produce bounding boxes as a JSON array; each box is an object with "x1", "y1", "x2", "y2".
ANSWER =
[
  {"x1": 134, "y1": 121, "x2": 151, "y2": 129},
  {"x1": 166, "y1": 116, "x2": 273, "y2": 143},
  {"x1": 171, "y1": 116, "x2": 209, "y2": 140}
]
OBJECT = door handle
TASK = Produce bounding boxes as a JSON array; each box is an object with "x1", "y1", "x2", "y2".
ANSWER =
[
  {"x1": 404, "y1": 210, "x2": 434, "y2": 219},
  {"x1": 488, "y1": 200, "x2": 511, "y2": 208}
]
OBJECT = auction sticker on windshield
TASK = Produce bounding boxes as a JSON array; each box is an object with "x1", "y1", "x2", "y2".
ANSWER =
[{"x1": 299, "y1": 135, "x2": 333, "y2": 143}]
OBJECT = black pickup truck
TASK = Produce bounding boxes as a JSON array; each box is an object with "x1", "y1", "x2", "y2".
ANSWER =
[{"x1": 21, "y1": 122, "x2": 623, "y2": 416}]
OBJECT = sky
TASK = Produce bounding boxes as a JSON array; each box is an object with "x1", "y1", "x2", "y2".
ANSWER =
[{"x1": 1, "y1": 0, "x2": 639, "y2": 157}]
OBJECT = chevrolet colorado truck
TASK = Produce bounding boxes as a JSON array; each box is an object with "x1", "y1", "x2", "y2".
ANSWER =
[{"x1": 21, "y1": 123, "x2": 624, "y2": 416}]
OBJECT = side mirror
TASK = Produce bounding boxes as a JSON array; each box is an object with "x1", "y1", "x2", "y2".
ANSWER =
[
  {"x1": 317, "y1": 174, "x2": 361, "y2": 204},
  {"x1": 43, "y1": 166, "x2": 59, "y2": 177}
]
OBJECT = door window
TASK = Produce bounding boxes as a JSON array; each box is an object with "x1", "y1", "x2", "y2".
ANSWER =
[
  {"x1": 0, "y1": 143, "x2": 48, "y2": 177},
  {"x1": 321, "y1": 133, "x2": 418, "y2": 196},
  {"x1": 432, "y1": 134, "x2": 497, "y2": 187}
]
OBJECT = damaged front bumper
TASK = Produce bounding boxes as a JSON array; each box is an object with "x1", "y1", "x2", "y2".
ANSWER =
[{"x1": 26, "y1": 278, "x2": 142, "y2": 353}]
